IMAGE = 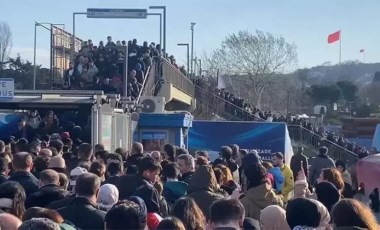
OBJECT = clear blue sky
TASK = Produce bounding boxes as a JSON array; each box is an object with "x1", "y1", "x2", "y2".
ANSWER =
[{"x1": 1, "y1": 0, "x2": 380, "y2": 68}]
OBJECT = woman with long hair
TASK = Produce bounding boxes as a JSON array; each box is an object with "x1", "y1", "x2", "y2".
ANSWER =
[
  {"x1": 156, "y1": 217, "x2": 186, "y2": 230},
  {"x1": 0, "y1": 181, "x2": 26, "y2": 219},
  {"x1": 332, "y1": 199, "x2": 378, "y2": 230},
  {"x1": 171, "y1": 197, "x2": 206, "y2": 230}
]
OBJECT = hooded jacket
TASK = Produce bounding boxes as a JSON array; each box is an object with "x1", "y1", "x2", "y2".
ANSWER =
[
  {"x1": 240, "y1": 182, "x2": 284, "y2": 220},
  {"x1": 187, "y1": 165, "x2": 224, "y2": 219},
  {"x1": 163, "y1": 180, "x2": 188, "y2": 205}
]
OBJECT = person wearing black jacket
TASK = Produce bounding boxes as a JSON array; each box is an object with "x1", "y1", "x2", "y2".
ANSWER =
[
  {"x1": 290, "y1": 146, "x2": 309, "y2": 181},
  {"x1": 57, "y1": 173, "x2": 106, "y2": 230},
  {"x1": 26, "y1": 169, "x2": 70, "y2": 208},
  {"x1": 8, "y1": 152, "x2": 39, "y2": 197}
]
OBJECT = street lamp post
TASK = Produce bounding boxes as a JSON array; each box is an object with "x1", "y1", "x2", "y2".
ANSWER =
[
  {"x1": 33, "y1": 22, "x2": 64, "y2": 90},
  {"x1": 190, "y1": 22, "x2": 196, "y2": 77},
  {"x1": 147, "y1": 13, "x2": 162, "y2": 47},
  {"x1": 149, "y1": 6, "x2": 166, "y2": 54},
  {"x1": 72, "y1": 12, "x2": 87, "y2": 61},
  {"x1": 177, "y1": 43, "x2": 189, "y2": 76}
]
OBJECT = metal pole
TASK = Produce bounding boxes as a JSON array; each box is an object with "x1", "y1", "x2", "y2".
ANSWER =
[
  {"x1": 33, "y1": 22, "x2": 37, "y2": 90},
  {"x1": 72, "y1": 13, "x2": 76, "y2": 62},
  {"x1": 163, "y1": 7, "x2": 166, "y2": 55},
  {"x1": 190, "y1": 22, "x2": 195, "y2": 77},
  {"x1": 186, "y1": 44, "x2": 189, "y2": 77},
  {"x1": 159, "y1": 14, "x2": 162, "y2": 47}
]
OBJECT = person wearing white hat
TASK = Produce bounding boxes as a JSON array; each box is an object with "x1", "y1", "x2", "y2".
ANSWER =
[
  {"x1": 97, "y1": 184, "x2": 119, "y2": 211},
  {"x1": 68, "y1": 167, "x2": 87, "y2": 193}
]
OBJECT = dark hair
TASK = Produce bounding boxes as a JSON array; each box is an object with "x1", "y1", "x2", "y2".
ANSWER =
[
  {"x1": 0, "y1": 157, "x2": 9, "y2": 173},
  {"x1": 108, "y1": 161, "x2": 123, "y2": 176},
  {"x1": 244, "y1": 163, "x2": 267, "y2": 189},
  {"x1": 106, "y1": 153, "x2": 123, "y2": 164},
  {"x1": 195, "y1": 150, "x2": 209, "y2": 160},
  {"x1": 89, "y1": 161, "x2": 106, "y2": 178},
  {"x1": 286, "y1": 198, "x2": 321, "y2": 229},
  {"x1": 48, "y1": 147, "x2": 58, "y2": 157},
  {"x1": 335, "y1": 160, "x2": 346, "y2": 172},
  {"x1": 13, "y1": 152, "x2": 33, "y2": 171},
  {"x1": 164, "y1": 144, "x2": 176, "y2": 162},
  {"x1": 132, "y1": 142, "x2": 143, "y2": 155},
  {"x1": 50, "y1": 140, "x2": 63, "y2": 154},
  {"x1": 0, "y1": 181, "x2": 26, "y2": 218},
  {"x1": 105, "y1": 200, "x2": 147, "y2": 230},
  {"x1": 213, "y1": 167, "x2": 224, "y2": 185},
  {"x1": 176, "y1": 148, "x2": 189, "y2": 157},
  {"x1": 213, "y1": 158, "x2": 227, "y2": 167},
  {"x1": 33, "y1": 156, "x2": 50, "y2": 174},
  {"x1": 196, "y1": 156, "x2": 208, "y2": 167},
  {"x1": 210, "y1": 199, "x2": 244, "y2": 226},
  {"x1": 156, "y1": 217, "x2": 186, "y2": 230},
  {"x1": 172, "y1": 197, "x2": 206, "y2": 230},
  {"x1": 126, "y1": 165, "x2": 138, "y2": 175},
  {"x1": 23, "y1": 207, "x2": 64, "y2": 223},
  {"x1": 162, "y1": 162, "x2": 180, "y2": 179},
  {"x1": 19, "y1": 218, "x2": 60, "y2": 230},
  {"x1": 16, "y1": 139, "x2": 29, "y2": 153},
  {"x1": 40, "y1": 169, "x2": 59, "y2": 186},
  {"x1": 220, "y1": 146, "x2": 233, "y2": 160},
  {"x1": 78, "y1": 143, "x2": 93, "y2": 160},
  {"x1": 319, "y1": 146, "x2": 328, "y2": 155},
  {"x1": 75, "y1": 173, "x2": 101, "y2": 197},
  {"x1": 331, "y1": 199, "x2": 378, "y2": 230},
  {"x1": 94, "y1": 144, "x2": 105, "y2": 152},
  {"x1": 138, "y1": 156, "x2": 162, "y2": 175},
  {"x1": 95, "y1": 150, "x2": 108, "y2": 162},
  {"x1": 273, "y1": 152, "x2": 284, "y2": 160},
  {"x1": 115, "y1": 147, "x2": 128, "y2": 160}
]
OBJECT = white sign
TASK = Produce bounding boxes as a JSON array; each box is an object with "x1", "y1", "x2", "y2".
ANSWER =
[
  {"x1": 87, "y1": 8, "x2": 147, "y2": 19},
  {"x1": 0, "y1": 78, "x2": 14, "y2": 99}
]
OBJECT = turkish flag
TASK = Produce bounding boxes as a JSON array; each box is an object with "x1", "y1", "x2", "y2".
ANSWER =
[
  {"x1": 360, "y1": 49, "x2": 365, "y2": 53},
  {"x1": 327, "y1": 30, "x2": 341, "y2": 44}
]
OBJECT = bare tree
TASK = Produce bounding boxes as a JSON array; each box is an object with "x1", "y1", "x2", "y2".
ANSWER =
[
  {"x1": 0, "y1": 22, "x2": 12, "y2": 66},
  {"x1": 207, "y1": 30, "x2": 297, "y2": 109}
]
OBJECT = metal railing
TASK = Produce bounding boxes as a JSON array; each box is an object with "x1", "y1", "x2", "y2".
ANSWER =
[
  {"x1": 160, "y1": 58, "x2": 195, "y2": 96},
  {"x1": 194, "y1": 84, "x2": 265, "y2": 121},
  {"x1": 288, "y1": 125, "x2": 358, "y2": 166},
  {"x1": 135, "y1": 65, "x2": 152, "y2": 104}
]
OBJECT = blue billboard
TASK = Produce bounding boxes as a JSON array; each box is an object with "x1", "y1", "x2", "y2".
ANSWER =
[{"x1": 189, "y1": 121, "x2": 288, "y2": 161}]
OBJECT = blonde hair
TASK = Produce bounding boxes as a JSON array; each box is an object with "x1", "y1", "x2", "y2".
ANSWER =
[{"x1": 214, "y1": 164, "x2": 233, "y2": 185}]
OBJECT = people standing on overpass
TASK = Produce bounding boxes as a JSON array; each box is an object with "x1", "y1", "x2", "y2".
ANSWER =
[{"x1": 309, "y1": 146, "x2": 335, "y2": 186}]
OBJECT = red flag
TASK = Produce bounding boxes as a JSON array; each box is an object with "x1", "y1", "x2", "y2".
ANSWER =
[
  {"x1": 328, "y1": 30, "x2": 341, "y2": 44},
  {"x1": 360, "y1": 49, "x2": 365, "y2": 53}
]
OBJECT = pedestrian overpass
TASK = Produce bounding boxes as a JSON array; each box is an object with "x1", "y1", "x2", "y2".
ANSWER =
[{"x1": 138, "y1": 58, "x2": 196, "y2": 112}]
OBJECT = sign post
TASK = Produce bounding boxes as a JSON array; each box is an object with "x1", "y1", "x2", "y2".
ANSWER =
[
  {"x1": 0, "y1": 79, "x2": 14, "y2": 99},
  {"x1": 87, "y1": 8, "x2": 148, "y2": 19}
]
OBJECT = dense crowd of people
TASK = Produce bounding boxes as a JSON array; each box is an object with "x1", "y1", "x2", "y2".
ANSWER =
[
  {"x1": 63, "y1": 36, "x2": 187, "y2": 100},
  {"x1": 0, "y1": 131, "x2": 378, "y2": 230},
  {"x1": 291, "y1": 117, "x2": 372, "y2": 156}
]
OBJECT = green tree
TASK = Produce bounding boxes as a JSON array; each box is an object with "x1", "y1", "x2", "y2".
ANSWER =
[{"x1": 308, "y1": 84, "x2": 341, "y2": 104}]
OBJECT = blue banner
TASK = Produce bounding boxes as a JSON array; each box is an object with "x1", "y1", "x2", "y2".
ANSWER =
[{"x1": 189, "y1": 121, "x2": 286, "y2": 161}]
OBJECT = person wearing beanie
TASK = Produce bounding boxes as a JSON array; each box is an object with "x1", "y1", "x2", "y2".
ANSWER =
[
  {"x1": 286, "y1": 198, "x2": 321, "y2": 230},
  {"x1": 260, "y1": 205, "x2": 290, "y2": 230},
  {"x1": 49, "y1": 156, "x2": 67, "y2": 174},
  {"x1": 309, "y1": 199, "x2": 331, "y2": 229},
  {"x1": 315, "y1": 181, "x2": 340, "y2": 212},
  {"x1": 309, "y1": 146, "x2": 335, "y2": 185}
]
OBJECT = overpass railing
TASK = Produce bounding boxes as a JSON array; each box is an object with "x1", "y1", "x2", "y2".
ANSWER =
[
  {"x1": 287, "y1": 125, "x2": 358, "y2": 166},
  {"x1": 160, "y1": 58, "x2": 195, "y2": 97}
]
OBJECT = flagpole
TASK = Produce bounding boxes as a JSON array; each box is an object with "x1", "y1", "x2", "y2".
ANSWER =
[{"x1": 339, "y1": 30, "x2": 342, "y2": 64}]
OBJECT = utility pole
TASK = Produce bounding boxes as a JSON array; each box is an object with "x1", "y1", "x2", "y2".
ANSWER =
[{"x1": 190, "y1": 22, "x2": 196, "y2": 77}]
